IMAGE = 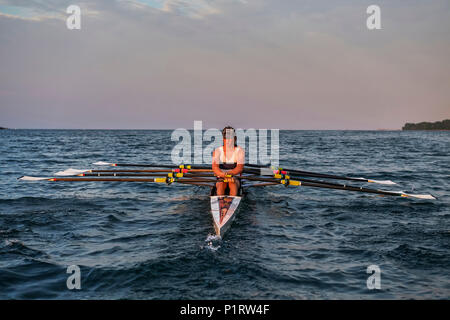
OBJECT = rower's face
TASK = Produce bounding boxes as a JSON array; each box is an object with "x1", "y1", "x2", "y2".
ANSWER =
[
  {"x1": 223, "y1": 138, "x2": 234, "y2": 148},
  {"x1": 223, "y1": 129, "x2": 235, "y2": 148}
]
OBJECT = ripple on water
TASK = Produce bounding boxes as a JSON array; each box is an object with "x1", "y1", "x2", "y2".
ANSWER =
[{"x1": 0, "y1": 130, "x2": 449, "y2": 299}]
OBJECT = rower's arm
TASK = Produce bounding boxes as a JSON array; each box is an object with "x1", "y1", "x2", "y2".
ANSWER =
[
  {"x1": 228, "y1": 163, "x2": 244, "y2": 176},
  {"x1": 212, "y1": 150, "x2": 226, "y2": 178},
  {"x1": 227, "y1": 147, "x2": 245, "y2": 176}
]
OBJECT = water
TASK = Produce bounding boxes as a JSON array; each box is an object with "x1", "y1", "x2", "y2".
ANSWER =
[{"x1": 0, "y1": 130, "x2": 449, "y2": 299}]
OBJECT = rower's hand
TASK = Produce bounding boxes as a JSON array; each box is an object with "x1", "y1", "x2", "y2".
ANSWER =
[
  {"x1": 217, "y1": 172, "x2": 227, "y2": 178},
  {"x1": 217, "y1": 171, "x2": 233, "y2": 179}
]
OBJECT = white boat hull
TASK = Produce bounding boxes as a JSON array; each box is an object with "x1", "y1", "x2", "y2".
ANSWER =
[{"x1": 210, "y1": 195, "x2": 242, "y2": 237}]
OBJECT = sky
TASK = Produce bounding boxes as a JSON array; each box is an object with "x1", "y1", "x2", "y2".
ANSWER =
[{"x1": 0, "y1": 0, "x2": 449, "y2": 129}]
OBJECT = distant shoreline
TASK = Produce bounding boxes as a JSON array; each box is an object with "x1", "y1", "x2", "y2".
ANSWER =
[
  {"x1": 402, "y1": 119, "x2": 450, "y2": 130},
  {"x1": 1, "y1": 129, "x2": 445, "y2": 132},
  {"x1": 0, "y1": 128, "x2": 405, "y2": 131},
  {"x1": 1, "y1": 124, "x2": 446, "y2": 130}
]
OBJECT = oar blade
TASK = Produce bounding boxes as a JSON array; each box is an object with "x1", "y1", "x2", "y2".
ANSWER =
[
  {"x1": 18, "y1": 176, "x2": 50, "y2": 181},
  {"x1": 396, "y1": 191, "x2": 437, "y2": 200},
  {"x1": 355, "y1": 178, "x2": 397, "y2": 185},
  {"x1": 93, "y1": 161, "x2": 114, "y2": 166},
  {"x1": 55, "y1": 168, "x2": 89, "y2": 176}
]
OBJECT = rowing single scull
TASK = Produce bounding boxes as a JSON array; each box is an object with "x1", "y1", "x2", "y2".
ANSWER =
[{"x1": 19, "y1": 162, "x2": 436, "y2": 238}]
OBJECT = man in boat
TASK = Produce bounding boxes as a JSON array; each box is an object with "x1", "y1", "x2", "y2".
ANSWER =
[{"x1": 212, "y1": 126, "x2": 245, "y2": 196}]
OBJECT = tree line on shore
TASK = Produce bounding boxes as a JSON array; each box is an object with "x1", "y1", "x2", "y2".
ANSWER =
[{"x1": 402, "y1": 119, "x2": 450, "y2": 130}]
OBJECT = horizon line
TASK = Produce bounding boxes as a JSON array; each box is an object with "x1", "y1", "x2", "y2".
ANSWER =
[{"x1": 1, "y1": 127, "x2": 403, "y2": 131}]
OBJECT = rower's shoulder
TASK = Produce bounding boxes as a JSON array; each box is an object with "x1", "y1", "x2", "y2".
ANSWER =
[{"x1": 212, "y1": 146, "x2": 223, "y2": 156}]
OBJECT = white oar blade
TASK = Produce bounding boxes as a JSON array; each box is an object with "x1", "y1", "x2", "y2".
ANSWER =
[
  {"x1": 354, "y1": 177, "x2": 396, "y2": 185},
  {"x1": 402, "y1": 193, "x2": 436, "y2": 200},
  {"x1": 391, "y1": 191, "x2": 436, "y2": 200},
  {"x1": 93, "y1": 161, "x2": 113, "y2": 166},
  {"x1": 367, "y1": 179, "x2": 396, "y2": 185},
  {"x1": 18, "y1": 176, "x2": 50, "y2": 181},
  {"x1": 55, "y1": 168, "x2": 88, "y2": 176}
]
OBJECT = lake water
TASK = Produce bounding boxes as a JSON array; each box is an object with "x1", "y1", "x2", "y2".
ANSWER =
[{"x1": 0, "y1": 130, "x2": 449, "y2": 299}]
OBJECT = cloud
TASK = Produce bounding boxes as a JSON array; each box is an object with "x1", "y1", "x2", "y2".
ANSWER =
[
  {"x1": 0, "y1": 0, "x2": 105, "y2": 21},
  {"x1": 0, "y1": 0, "x2": 233, "y2": 21},
  {"x1": 0, "y1": 3, "x2": 62, "y2": 21},
  {"x1": 0, "y1": 0, "x2": 449, "y2": 129},
  {"x1": 160, "y1": 0, "x2": 220, "y2": 18},
  {"x1": 125, "y1": 0, "x2": 234, "y2": 18}
]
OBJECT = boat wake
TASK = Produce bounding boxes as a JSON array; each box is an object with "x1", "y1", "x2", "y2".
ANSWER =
[{"x1": 203, "y1": 233, "x2": 221, "y2": 251}]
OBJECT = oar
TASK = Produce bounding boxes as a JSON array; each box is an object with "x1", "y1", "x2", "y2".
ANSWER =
[
  {"x1": 54, "y1": 168, "x2": 212, "y2": 176},
  {"x1": 79, "y1": 173, "x2": 215, "y2": 177},
  {"x1": 18, "y1": 176, "x2": 217, "y2": 183},
  {"x1": 240, "y1": 176, "x2": 436, "y2": 200},
  {"x1": 244, "y1": 164, "x2": 396, "y2": 185},
  {"x1": 93, "y1": 162, "x2": 396, "y2": 185},
  {"x1": 93, "y1": 161, "x2": 211, "y2": 170}
]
